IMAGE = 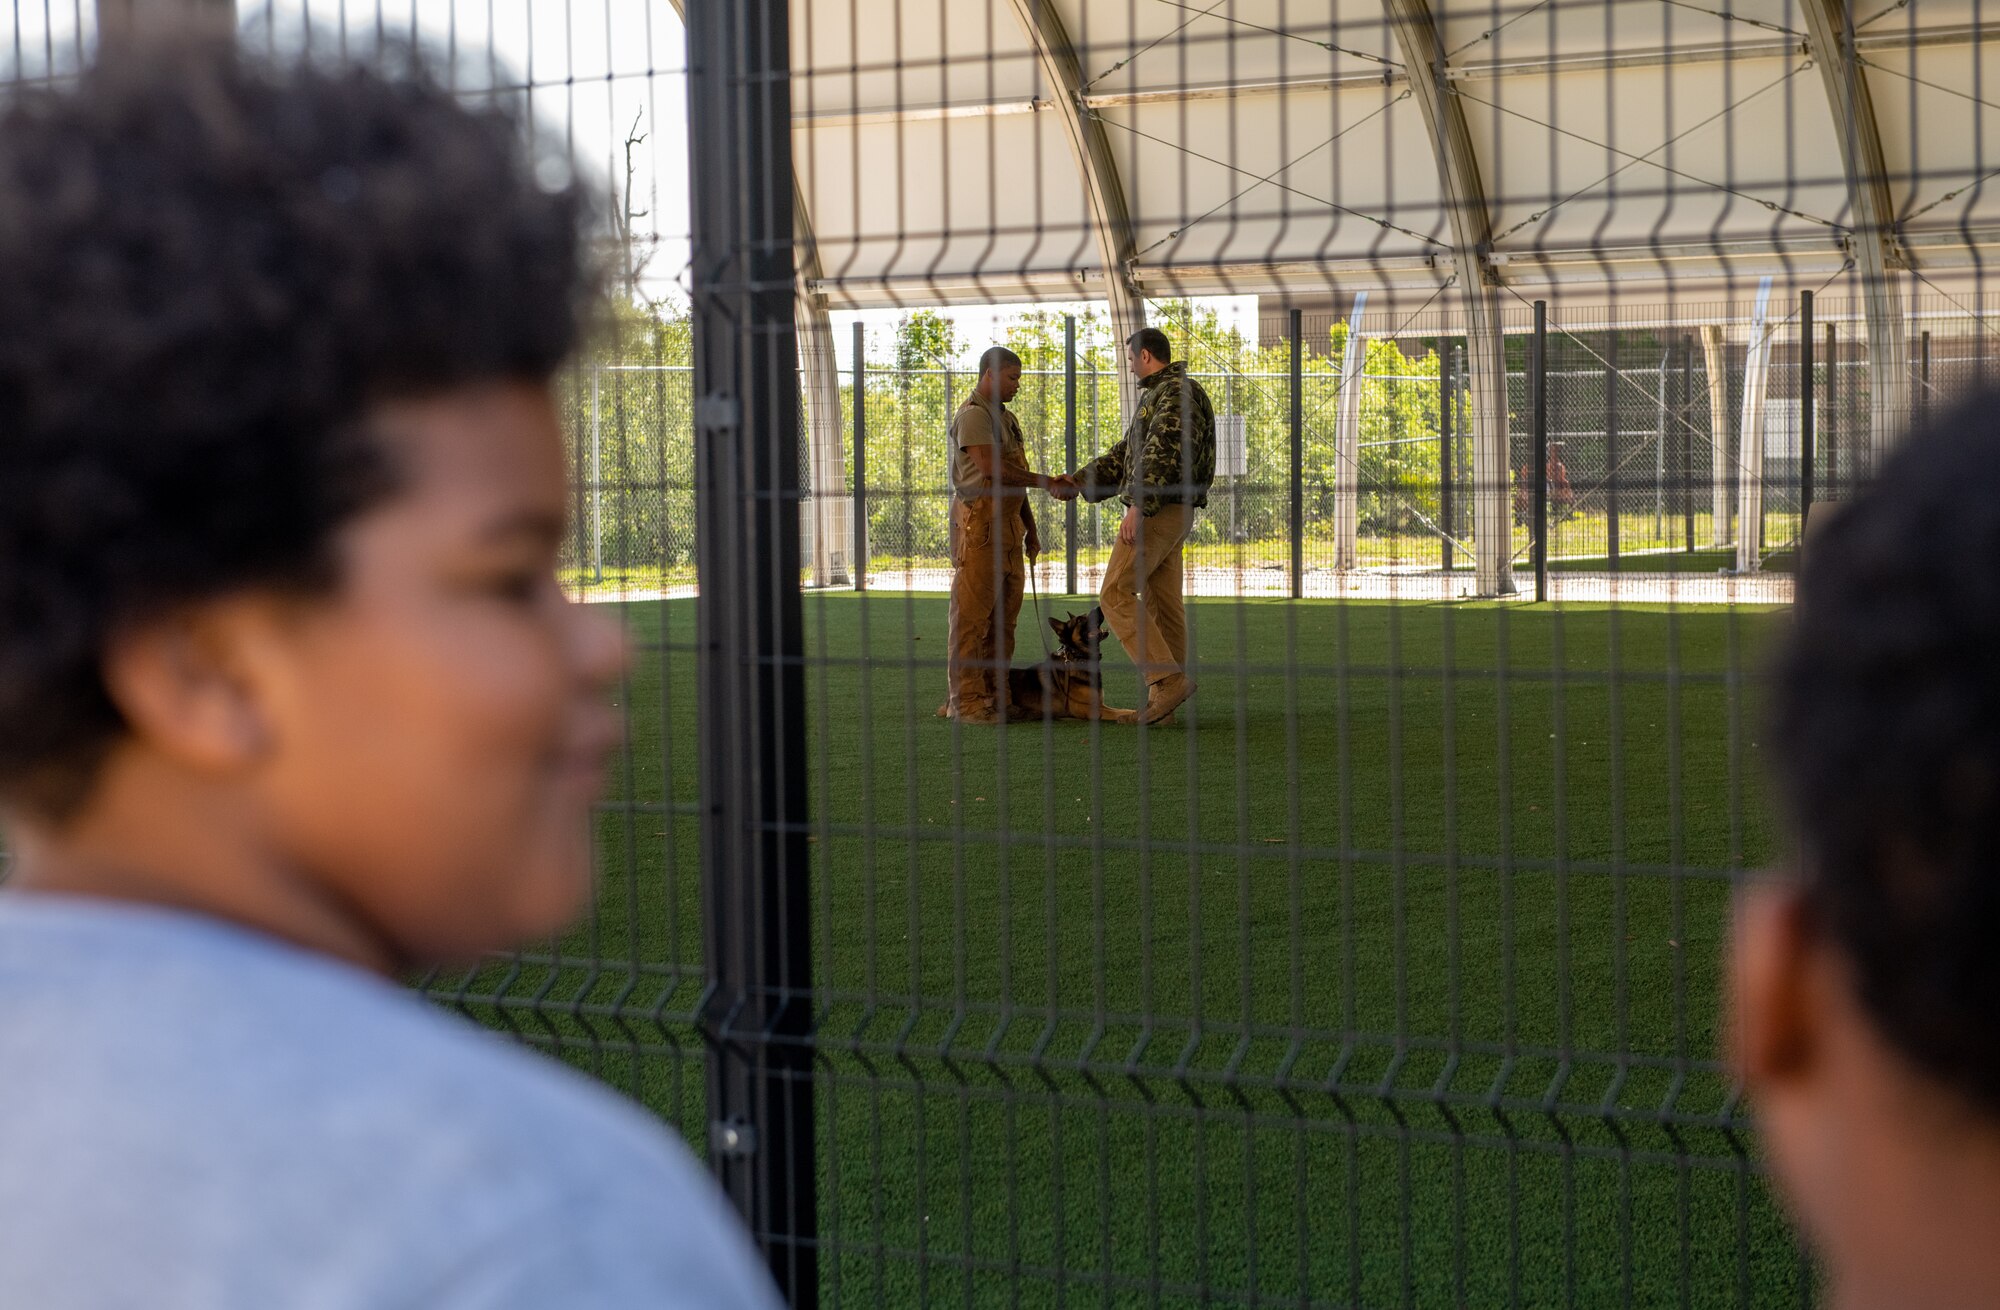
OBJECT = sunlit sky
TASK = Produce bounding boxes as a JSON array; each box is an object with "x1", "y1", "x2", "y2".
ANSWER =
[{"x1": 5, "y1": 0, "x2": 1256, "y2": 369}]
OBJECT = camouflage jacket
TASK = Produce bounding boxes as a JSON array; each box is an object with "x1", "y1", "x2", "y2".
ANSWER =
[{"x1": 1075, "y1": 360, "x2": 1216, "y2": 517}]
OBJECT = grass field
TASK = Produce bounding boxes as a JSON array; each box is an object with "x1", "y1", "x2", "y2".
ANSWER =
[{"x1": 431, "y1": 593, "x2": 1804, "y2": 1308}]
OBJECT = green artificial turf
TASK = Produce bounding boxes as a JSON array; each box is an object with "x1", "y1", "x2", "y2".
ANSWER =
[{"x1": 429, "y1": 593, "x2": 1806, "y2": 1309}]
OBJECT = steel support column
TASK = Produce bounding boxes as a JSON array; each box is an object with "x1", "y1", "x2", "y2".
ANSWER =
[
  {"x1": 1802, "y1": 0, "x2": 1911, "y2": 463},
  {"x1": 1384, "y1": 0, "x2": 1515, "y2": 595},
  {"x1": 797, "y1": 290, "x2": 850, "y2": 587},
  {"x1": 1736, "y1": 279, "x2": 1777, "y2": 573},
  {"x1": 1332, "y1": 293, "x2": 1370, "y2": 571},
  {"x1": 1700, "y1": 324, "x2": 1734, "y2": 547}
]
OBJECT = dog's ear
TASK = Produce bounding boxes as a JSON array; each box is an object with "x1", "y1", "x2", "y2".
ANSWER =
[{"x1": 1049, "y1": 616, "x2": 1065, "y2": 633}]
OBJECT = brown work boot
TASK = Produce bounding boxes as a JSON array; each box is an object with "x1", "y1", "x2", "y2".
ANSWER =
[
  {"x1": 951, "y1": 703, "x2": 1003, "y2": 725},
  {"x1": 1140, "y1": 674, "x2": 1195, "y2": 725}
]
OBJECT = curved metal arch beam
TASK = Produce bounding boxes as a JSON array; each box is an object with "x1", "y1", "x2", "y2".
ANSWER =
[
  {"x1": 1006, "y1": 0, "x2": 1148, "y2": 409},
  {"x1": 1801, "y1": 0, "x2": 1910, "y2": 464},
  {"x1": 1382, "y1": 0, "x2": 1516, "y2": 596}
]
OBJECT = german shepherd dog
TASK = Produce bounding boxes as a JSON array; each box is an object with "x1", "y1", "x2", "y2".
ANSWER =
[{"x1": 1008, "y1": 608, "x2": 1138, "y2": 724}]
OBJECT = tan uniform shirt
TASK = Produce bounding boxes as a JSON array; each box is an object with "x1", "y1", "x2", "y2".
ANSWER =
[{"x1": 949, "y1": 392, "x2": 1030, "y2": 501}]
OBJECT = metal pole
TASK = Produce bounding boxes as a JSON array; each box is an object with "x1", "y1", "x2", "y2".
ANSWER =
[
  {"x1": 1533, "y1": 300, "x2": 1549, "y2": 602},
  {"x1": 1921, "y1": 328, "x2": 1933, "y2": 430},
  {"x1": 1440, "y1": 339, "x2": 1455, "y2": 573},
  {"x1": 1653, "y1": 348, "x2": 1668, "y2": 541},
  {"x1": 1064, "y1": 314, "x2": 1078, "y2": 595},
  {"x1": 1605, "y1": 334, "x2": 1619, "y2": 567},
  {"x1": 686, "y1": 1, "x2": 818, "y2": 1301},
  {"x1": 1226, "y1": 369, "x2": 1238, "y2": 544},
  {"x1": 1736, "y1": 277, "x2": 1777, "y2": 574},
  {"x1": 1290, "y1": 307, "x2": 1304, "y2": 599},
  {"x1": 1800, "y1": 291, "x2": 1815, "y2": 543},
  {"x1": 1090, "y1": 365, "x2": 1101, "y2": 549},
  {"x1": 852, "y1": 322, "x2": 867, "y2": 592},
  {"x1": 1827, "y1": 323, "x2": 1839, "y2": 501},
  {"x1": 1682, "y1": 336, "x2": 1696, "y2": 553},
  {"x1": 590, "y1": 363, "x2": 604, "y2": 584}
]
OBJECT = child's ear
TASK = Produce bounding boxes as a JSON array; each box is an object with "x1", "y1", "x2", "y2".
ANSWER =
[{"x1": 101, "y1": 601, "x2": 276, "y2": 776}]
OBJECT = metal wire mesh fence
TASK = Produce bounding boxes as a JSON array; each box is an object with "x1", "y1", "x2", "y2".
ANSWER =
[
  {"x1": 15, "y1": 0, "x2": 2000, "y2": 1306},
  {"x1": 557, "y1": 290, "x2": 1999, "y2": 612}
]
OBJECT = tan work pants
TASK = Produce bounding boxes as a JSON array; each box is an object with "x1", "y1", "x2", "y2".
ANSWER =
[
  {"x1": 943, "y1": 495, "x2": 1026, "y2": 718},
  {"x1": 1098, "y1": 503, "x2": 1193, "y2": 689}
]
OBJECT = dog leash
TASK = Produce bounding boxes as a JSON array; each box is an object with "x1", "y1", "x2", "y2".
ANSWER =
[{"x1": 1027, "y1": 550, "x2": 1056, "y2": 660}]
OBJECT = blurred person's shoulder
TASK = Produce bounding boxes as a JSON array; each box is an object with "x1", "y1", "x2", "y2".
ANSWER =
[{"x1": 0, "y1": 893, "x2": 779, "y2": 1310}]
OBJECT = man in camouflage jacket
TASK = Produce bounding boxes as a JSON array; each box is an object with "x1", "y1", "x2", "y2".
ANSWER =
[{"x1": 1052, "y1": 327, "x2": 1214, "y2": 725}]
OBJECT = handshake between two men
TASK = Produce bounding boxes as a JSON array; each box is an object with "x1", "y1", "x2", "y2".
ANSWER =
[{"x1": 943, "y1": 331, "x2": 1216, "y2": 727}]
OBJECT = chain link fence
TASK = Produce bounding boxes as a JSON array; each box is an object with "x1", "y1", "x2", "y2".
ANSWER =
[{"x1": 562, "y1": 293, "x2": 1995, "y2": 607}]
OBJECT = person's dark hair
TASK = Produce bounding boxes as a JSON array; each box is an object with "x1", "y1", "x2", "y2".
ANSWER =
[
  {"x1": 1771, "y1": 388, "x2": 2000, "y2": 1118},
  {"x1": 0, "y1": 37, "x2": 592, "y2": 817},
  {"x1": 1126, "y1": 327, "x2": 1172, "y2": 364},
  {"x1": 978, "y1": 346, "x2": 1022, "y2": 375}
]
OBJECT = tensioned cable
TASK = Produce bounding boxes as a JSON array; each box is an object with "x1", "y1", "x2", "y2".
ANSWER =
[
  {"x1": 1900, "y1": 160, "x2": 2000, "y2": 226},
  {"x1": 1081, "y1": 0, "x2": 1233, "y2": 93},
  {"x1": 1133, "y1": 89, "x2": 1416, "y2": 260},
  {"x1": 1482, "y1": 61, "x2": 1820, "y2": 243},
  {"x1": 1856, "y1": 56, "x2": 2000, "y2": 226},
  {"x1": 1092, "y1": 112, "x2": 1449, "y2": 249},
  {"x1": 1147, "y1": 0, "x2": 1403, "y2": 69},
  {"x1": 1854, "y1": 0, "x2": 1914, "y2": 32},
  {"x1": 1457, "y1": 63, "x2": 1844, "y2": 240},
  {"x1": 1904, "y1": 264, "x2": 2000, "y2": 357},
  {"x1": 1858, "y1": 54, "x2": 2000, "y2": 118},
  {"x1": 1444, "y1": 0, "x2": 1558, "y2": 62},
  {"x1": 1659, "y1": 0, "x2": 1805, "y2": 40}
]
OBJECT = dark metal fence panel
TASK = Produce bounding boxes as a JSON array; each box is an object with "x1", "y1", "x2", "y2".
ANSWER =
[
  {"x1": 22, "y1": 2, "x2": 2000, "y2": 1306},
  {"x1": 685, "y1": 0, "x2": 817, "y2": 1298}
]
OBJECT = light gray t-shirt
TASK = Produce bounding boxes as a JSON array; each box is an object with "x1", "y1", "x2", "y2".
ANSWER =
[{"x1": 0, "y1": 894, "x2": 783, "y2": 1310}]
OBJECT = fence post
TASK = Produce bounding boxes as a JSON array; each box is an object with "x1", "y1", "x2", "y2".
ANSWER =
[
  {"x1": 1800, "y1": 291, "x2": 1815, "y2": 543},
  {"x1": 590, "y1": 361, "x2": 604, "y2": 584},
  {"x1": 686, "y1": 0, "x2": 819, "y2": 1301},
  {"x1": 1065, "y1": 314, "x2": 1078, "y2": 595},
  {"x1": 1604, "y1": 335, "x2": 1618, "y2": 568},
  {"x1": 1826, "y1": 323, "x2": 1839, "y2": 501},
  {"x1": 1682, "y1": 335, "x2": 1696, "y2": 553},
  {"x1": 1533, "y1": 299, "x2": 1548, "y2": 602},
  {"x1": 852, "y1": 322, "x2": 867, "y2": 592},
  {"x1": 1332, "y1": 293, "x2": 1368, "y2": 572},
  {"x1": 1921, "y1": 328, "x2": 1932, "y2": 430},
  {"x1": 1290, "y1": 307, "x2": 1304, "y2": 599},
  {"x1": 1440, "y1": 338, "x2": 1455, "y2": 573}
]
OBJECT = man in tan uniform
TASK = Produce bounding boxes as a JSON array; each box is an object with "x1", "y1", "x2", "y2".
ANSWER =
[
  {"x1": 1051, "y1": 327, "x2": 1215, "y2": 725},
  {"x1": 939, "y1": 346, "x2": 1059, "y2": 723}
]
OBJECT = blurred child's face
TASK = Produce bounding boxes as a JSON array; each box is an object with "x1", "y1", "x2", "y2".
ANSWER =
[{"x1": 246, "y1": 381, "x2": 627, "y2": 962}]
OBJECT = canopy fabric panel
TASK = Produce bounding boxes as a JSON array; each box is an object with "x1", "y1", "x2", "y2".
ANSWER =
[{"x1": 791, "y1": 0, "x2": 2000, "y2": 313}]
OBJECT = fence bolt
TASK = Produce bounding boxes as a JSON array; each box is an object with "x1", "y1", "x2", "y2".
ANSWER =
[{"x1": 712, "y1": 1120, "x2": 759, "y2": 1158}]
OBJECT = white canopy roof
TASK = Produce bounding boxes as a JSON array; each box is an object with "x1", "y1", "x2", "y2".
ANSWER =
[{"x1": 788, "y1": 0, "x2": 2000, "y2": 320}]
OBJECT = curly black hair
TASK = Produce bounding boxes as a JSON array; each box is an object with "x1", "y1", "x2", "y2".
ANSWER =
[
  {"x1": 0, "y1": 37, "x2": 591, "y2": 816},
  {"x1": 1772, "y1": 389, "x2": 2000, "y2": 1118}
]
